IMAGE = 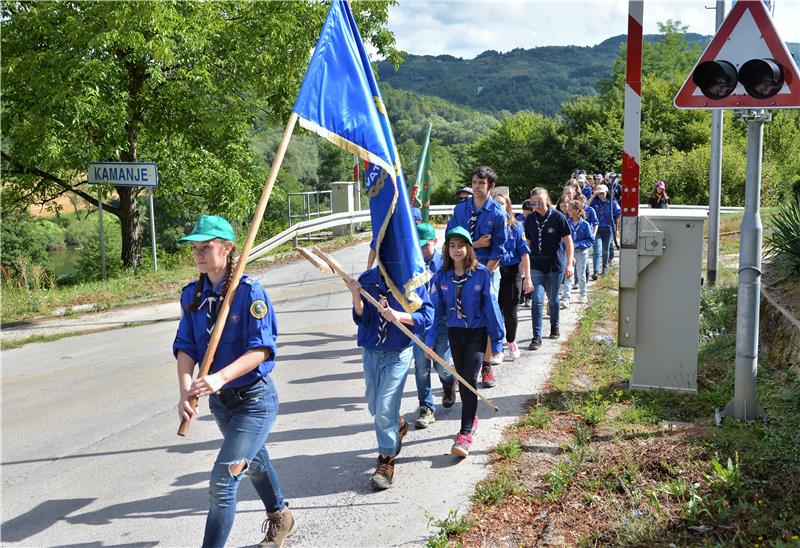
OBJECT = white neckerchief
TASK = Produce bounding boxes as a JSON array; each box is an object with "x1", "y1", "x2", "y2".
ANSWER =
[{"x1": 532, "y1": 207, "x2": 552, "y2": 254}]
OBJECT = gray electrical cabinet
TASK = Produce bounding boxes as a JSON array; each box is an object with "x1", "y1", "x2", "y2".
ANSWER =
[{"x1": 618, "y1": 208, "x2": 707, "y2": 393}]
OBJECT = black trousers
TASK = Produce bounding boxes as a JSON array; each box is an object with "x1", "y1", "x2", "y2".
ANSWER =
[
  {"x1": 448, "y1": 327, "x2": 487, "y2": 435},
  {"x1": 498, "y1": 264, "x2": 521, "y2": 343}
]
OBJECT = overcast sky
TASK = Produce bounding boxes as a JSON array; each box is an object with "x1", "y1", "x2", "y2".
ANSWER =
[{"x1": 387, "y1": 1, "x2": 800, "y2": 59}]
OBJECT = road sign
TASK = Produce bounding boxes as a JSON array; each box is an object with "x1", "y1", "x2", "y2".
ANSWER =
[
  {"x1": 87, "y1": 162, "x2": 158, "y2": 187},
  {"x1": 674, "y1": 0, "x2": 800, "y2": 110}
]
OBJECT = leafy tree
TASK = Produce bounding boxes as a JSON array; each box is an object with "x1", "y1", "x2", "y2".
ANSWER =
[{"x1": 1, "y1": 0, "x2": 398, "y2": 267}]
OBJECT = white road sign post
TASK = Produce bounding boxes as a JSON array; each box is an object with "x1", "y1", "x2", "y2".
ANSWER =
[
  {"x1": 675, "y1": 0, "x2": 800, "y2": 422},
  {"x1": 87, "y1": 162, "x2": 160, "y2": 277}
]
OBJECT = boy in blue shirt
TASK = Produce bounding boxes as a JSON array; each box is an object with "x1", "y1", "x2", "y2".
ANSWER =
[
  {"x1": 346, "y1": 268, "x2": 433, "y2": 489},
  {"x1": 412, "y1": 223, "x2": 457, "y2": 428},
  {"x1": 446, "y1": 165, "x2": 507, "y2": 386}
]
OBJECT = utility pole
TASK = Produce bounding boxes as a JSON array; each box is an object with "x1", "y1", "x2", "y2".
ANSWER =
[{"x1": 706, "y1": 0, "x2": 725, "y2": 287}]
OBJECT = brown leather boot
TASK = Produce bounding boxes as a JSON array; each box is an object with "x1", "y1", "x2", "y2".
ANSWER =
[
  {"x1": 259, "y1": 505, "x2": 298, "y2": 547},
  {"x1": 370, "y1": 455, "x2": 395, "y2": 490}
]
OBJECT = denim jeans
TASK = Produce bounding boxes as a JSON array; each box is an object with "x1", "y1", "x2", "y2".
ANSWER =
[
  {"x1": 413, "y1": 325, "x2": 454, "y2": 412},
  {"x1": 593, "y1": 226, "x2": 613, "y2": 273},
  {"x1": 448, "y1": 327, "x2": 486, "y2": 435},
  {"x1": 530, "y1": 269, "x2": 563, "y2": 338},
  {"x1": 560, "y1": 270, "x2": 572, "y2": 303},
  {"x1": 203, "y1": 378, "x2": 283, "y2": 548},
  {"x1": 489, "y1": 268, "x2": 504, "y2": 353},
  {"x1": 574, "y1": 249, "x2": 589, "y2": 296},
  {"x1": 362, "y1": 346, "x2": 413, "y2": 457}
]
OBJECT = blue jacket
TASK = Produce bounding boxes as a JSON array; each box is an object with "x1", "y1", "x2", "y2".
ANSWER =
[
  {"x1": 173, "y1": 275, "x2": 278, "y2": 389},
  {"x1": 500, "y1": 222, "x2": 530, "y2": 267},
  {"x1": 569, "y1": 217, "x2": 595, "y2": 250},
  {"x1": 589, "y1": 197, "x2": 621, "y2": 228},
  {"x1": 446, "y1": 196, "x2": 507, "y2": 265},
  {"x1": 427, "y1": 264, "x2": 504, "y2": 346},
  {"x1": 352, "y1": 267, "x2": 433, "y2": 351}
]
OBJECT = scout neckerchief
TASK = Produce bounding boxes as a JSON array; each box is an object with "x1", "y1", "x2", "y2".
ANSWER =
[
  {"x1": 450, "y1": 272, "x2": 469, "y2": 325},
  {"x1": 531, "y1": 207, "x2": 553, "y2": 255},
  {"x1": 199, "y1": 276, "x2": 221, "y2": 336},
  {"x1": 376, "y1": 281, "x2": 391, "y2": 345},
  {"x1": 468, "y1": 200, "x2": 480, "y2": 240}
]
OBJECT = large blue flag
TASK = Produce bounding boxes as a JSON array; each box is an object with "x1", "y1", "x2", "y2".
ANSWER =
[{"x1": 293, "y1": 0, "x2": 428, "y2": 312}]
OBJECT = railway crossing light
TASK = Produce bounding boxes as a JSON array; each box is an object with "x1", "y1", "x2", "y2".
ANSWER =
[{"x1": 738, "y1": 58, "x2": 785, "y2": 99}]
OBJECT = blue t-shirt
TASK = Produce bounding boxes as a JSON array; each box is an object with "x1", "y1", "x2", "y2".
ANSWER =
[
  {"x1": 173, "y1": 275, "x2": 278, "y2": 389},
  {"x1": 428, "y1": 264, "x2": 504, "y2": 345},
  {"x1": 446, "y1": 196, "x2": 507, "y2": 265},
  {"x1": 352, "y1": 268, "x2": 433, "y2": 351},
  {"x1": 524, "y1": 207, "x2": 571, "y2": 273}
]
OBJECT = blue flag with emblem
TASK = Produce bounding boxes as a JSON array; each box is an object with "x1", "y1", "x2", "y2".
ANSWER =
[{"x1": 292, "y1": 0, "x2": 428, "y2": 312}]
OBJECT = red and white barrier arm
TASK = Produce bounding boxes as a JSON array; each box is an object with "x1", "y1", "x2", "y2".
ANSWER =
[{"x1": 621, "y1": 0, "x2": 643, "y2": 247}]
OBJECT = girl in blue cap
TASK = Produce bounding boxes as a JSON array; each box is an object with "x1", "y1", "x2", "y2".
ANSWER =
[
  {"x1": 172, "y1": 215, "x2": 296, "y2": 548},
  {"x1": 428, "y1": 227, "x2": 504, "y2": 457}
]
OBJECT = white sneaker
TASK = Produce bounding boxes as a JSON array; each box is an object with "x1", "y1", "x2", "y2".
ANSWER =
[
  {"x1": 559, "y1": 300, "x2": 569, "y2": 309},
  {"x1": 507, "y1": 342, "x2": 521, "y2": 360},
  {"x1": 580, "y1": 295, "x2": 589, "y2": 304},
  {"x1": 489, "y1": 352, "x2": 503, "y2": 365}
]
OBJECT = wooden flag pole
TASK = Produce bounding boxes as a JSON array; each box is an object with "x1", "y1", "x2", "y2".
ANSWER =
[
  {"x1": 299, "y1": 246, "x2": 499, "y2": 413},
  {"x1": 178, "y1": 112, "x2": 299, "y2": 436}
]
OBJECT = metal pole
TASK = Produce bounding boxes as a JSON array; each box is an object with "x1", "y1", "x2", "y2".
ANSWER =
[
  {"x1": 148, "y1": 187, "x2": 158, "y2": 272},
  {"x1": 707, "y1": 0, "x2": 725, "y2": 287},
  {"x1": 722, "y1": 110, "x2": 769, "y2": 422},
  {"x1": 98, "y1": 186, "x2": 106, "y2": 281}
]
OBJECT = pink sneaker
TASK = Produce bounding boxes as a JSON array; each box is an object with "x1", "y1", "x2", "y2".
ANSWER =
[{"x1": 451, "y1": 433, "x2": 473, "y2": 457}]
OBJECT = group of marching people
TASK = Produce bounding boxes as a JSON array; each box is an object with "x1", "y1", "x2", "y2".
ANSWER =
[{"x1": 170, "y1": 164, "x2": 655, "y2": 547}]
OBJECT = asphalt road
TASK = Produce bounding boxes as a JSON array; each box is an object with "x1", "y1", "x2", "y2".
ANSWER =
[{"x1": 2, "y1": 238, "x2": 578, "y2": 547}]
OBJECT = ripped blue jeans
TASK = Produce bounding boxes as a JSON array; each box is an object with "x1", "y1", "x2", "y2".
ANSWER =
[{"x1": 203, "y1": 378, "x2": 284, "y2": 548}]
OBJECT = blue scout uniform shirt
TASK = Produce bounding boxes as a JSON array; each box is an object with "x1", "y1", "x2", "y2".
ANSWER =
[
  {"x1": 568, "y1": 217, "x2": 595, "y2": 250},
  {"x1": 352, "y1": 267, "x2": 433, "y2": 351},
  {"x1": 584, "y1": 205, "x2": 599, "y2": 229},
  {"x1": 446, "y1": 196, "x2": 507, "y2": 265},
  {"x1": 427, "y1": 264, "x2": 504, "y2": 347},
  {"x1": 589, "y1": 198, "x2": 621, "y2": 229},
  {"x1": 524, "y1": 207, "x2": 571, "y2": 273},
  {"x1": 582, "y1": 184, "x2": 593, "y2": 199},
  {"x1": 173, "y1": 274, "x2": 278, "y2": 389},
  {"x1": 423, "y1": 249, "x2": 444, "y2": 293},
  {"x1": 500, "y1": 223, "x2": 531, "y2": 267}
]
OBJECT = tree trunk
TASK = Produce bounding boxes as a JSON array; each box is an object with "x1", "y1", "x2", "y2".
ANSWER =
[{"x1": 118, "y1": 187, "x2": 142, "y2": 269}]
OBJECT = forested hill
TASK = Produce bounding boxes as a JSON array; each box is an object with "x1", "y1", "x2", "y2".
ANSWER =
[{"x1": 377, "y1": 33, "x2": 799, "y2": 116}]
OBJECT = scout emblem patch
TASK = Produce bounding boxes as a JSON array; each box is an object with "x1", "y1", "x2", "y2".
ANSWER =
[{"x1": 250, "y1": 300, "x2": 268, "y2": 319}]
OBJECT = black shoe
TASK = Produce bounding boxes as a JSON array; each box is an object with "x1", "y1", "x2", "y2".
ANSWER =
[
  {"x1": 601, "y1": 269, "x2": 606, "y2": 277},
  {"x1": 528, "y1": 337, "x2": 542, "y2": 350},
  {"x1": 550, "y1": 326, "x2": 560, "y2": 339},
  {"x1": 442, "y1": 382, "x2": 457, "y2": 408},
  {"x1": 591, "y1": 273, "x2": 598, "y2": 281}
]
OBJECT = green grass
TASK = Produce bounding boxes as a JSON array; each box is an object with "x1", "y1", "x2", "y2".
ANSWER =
[
  {"x1": 495, "y1": 437, "x2": 523, "y2": 460},
  {"x1": 521, "y1": 404, "x2": 552, "y2": 429},
  {"x1": 425, "y1": 509, "x2": 474, "y2": 548},
  {"x1": 472, "y1": 471, "x2": 526, "y2": 506}
]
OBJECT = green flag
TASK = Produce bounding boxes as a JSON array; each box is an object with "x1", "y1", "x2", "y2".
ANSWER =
[{"x1": 410, "y1": 123, "x2": 433, "y2": 222}]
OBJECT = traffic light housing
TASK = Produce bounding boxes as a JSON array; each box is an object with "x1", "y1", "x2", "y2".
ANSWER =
[{"x1": 693, "y1": 58, "x2": 786, "y2": 100}]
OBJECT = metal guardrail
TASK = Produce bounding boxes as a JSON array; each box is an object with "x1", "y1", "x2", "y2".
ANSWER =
[
  {"x1": 248, "y1": 209, "x2": 371, "y2": 263},
  {"x1": 247, "y1": 203, "x2": 744, "y2": 263}
]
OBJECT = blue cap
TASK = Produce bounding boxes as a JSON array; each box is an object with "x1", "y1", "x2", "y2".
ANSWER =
[
  {"x1": 445, "y1": 226, "x2": 473, "y2": 246},
  {"x1": 178, "y1": 215, "x2": 235, "y2": 243},
  {"x1": 411, "y1": 207, "x2": 422, "y2": 222}
]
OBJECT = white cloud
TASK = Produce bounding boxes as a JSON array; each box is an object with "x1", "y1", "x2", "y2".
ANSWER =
[{"x1": 388, "y1": 0, "x2": 800, "y2": 59}]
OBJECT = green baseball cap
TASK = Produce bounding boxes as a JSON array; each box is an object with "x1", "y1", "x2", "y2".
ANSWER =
[
  {"x1": 416, "y1": 223, "x2": 436, "y2": 247},
  {"x1": 445, "y1": 226, "x2": 473, "y2": 246},
  {"x1": 178, "y1": 215, "x2": 236, "y2": 243}
]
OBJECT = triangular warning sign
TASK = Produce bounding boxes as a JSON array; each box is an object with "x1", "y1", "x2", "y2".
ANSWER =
[{"x1": 675, "y1": 0, "x2": 800, "y2": 109}]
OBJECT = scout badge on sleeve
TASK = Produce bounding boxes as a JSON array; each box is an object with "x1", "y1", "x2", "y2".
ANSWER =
[{"x1": 250, "y1": 300, "x2": 268, "y2": 319}]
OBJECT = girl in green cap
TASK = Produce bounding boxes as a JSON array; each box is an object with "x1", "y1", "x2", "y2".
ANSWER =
[{"x1": 173, "y1": 215, "x2": 297, "y2": 548}]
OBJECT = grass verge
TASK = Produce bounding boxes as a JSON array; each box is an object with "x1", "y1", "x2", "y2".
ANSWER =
[{"x1": 429, "y1": 246, "x2": 799, "y2": 546}]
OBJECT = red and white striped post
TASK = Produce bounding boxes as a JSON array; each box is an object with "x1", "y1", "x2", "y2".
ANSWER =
[
  {"x1": 618, "y1": 0, "x2": 643, "y2": 349},
  {"x1": 621, "y1": 0, "x2": 643, "y2": 247}
]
